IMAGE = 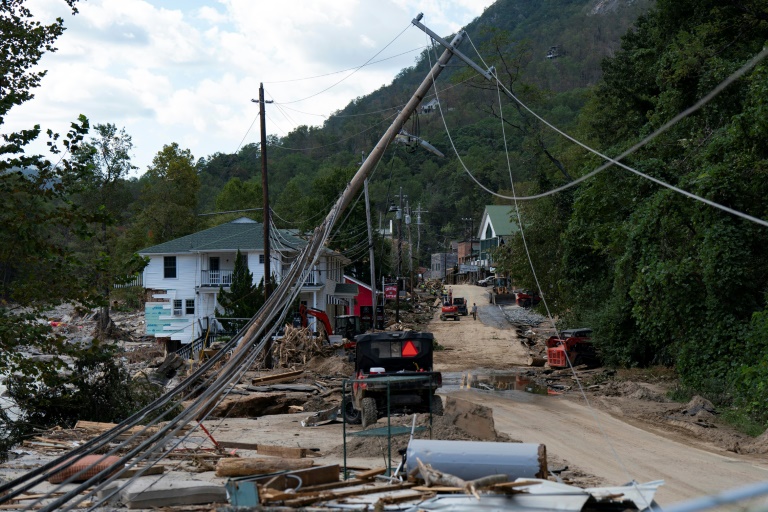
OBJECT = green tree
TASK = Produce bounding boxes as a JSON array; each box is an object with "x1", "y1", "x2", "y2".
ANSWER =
[
  {"x1": 130, "y1": 143, "x2": 200, "y2": 248},
  {"x1": 0, "y1": 0, "x2": 162, "y2": 459},
  {"x1": 560, "y1": 0, "x2": 768, "y2": 424},
  {"x1": 70, "y1": 123, "x2": 141, "y2": 332},
  {"x1": 216, "y1": 250, "x2": 274, "y2": 331},
  {"x1": 207, "y1": 177, "x2": 262, "y2": 226}
]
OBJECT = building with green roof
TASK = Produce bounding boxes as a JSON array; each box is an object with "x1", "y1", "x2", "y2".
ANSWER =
[
  {"x1": 138, "y1": 217, "x2": 353, "y2": 344},
  {"x1": 477, "y1": 205, "x2": 519, "y2": 269}
]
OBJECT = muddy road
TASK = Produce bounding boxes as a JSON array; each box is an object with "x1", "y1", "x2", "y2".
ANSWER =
[
  {"x1": 431, "y1": 284, "x2": 530, "y2": 372},
  {"x1": 431, "y1": 285, "x2": 768, "y2": 506}
]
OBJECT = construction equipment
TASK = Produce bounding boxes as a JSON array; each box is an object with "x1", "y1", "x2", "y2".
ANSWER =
[
  {"x1": 453, "y1": 297, "x2": 468, "y2": 316},
  {"x1": 440, "y1": 301, "x2": 460, "y2": 321},
  {"x1": 545, "y1": 328, "x2": 600, "y2": 368},
  {"x1": 298, "y1": 305, "x2": 365, "y2": 349},
  {"x1": 489, "y1": 276, "x2": 516, "y2": 305},
  {"x1": 515, "y1": 289, "x2": 542, "y2": 308},
  {"x1": 346, "y1": 331, "x2": 442, "y2": 427}
]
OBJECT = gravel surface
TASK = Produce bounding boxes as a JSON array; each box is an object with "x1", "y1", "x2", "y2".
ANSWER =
[{"x1": 498, "y1": 305, "x2": 547, "y2": 326}]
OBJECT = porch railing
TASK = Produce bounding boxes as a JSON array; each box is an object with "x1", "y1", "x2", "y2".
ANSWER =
[
  {"x1": 201, "y1": 269, "x2": 234, "y2": 287},
  {"x1": 300, "y1": 269, "x2": 322, "y2": 287}
]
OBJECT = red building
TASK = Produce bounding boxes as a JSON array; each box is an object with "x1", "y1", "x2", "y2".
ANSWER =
[{"x1": 344, "y1": 275, "x2": 372, "y2": 316}]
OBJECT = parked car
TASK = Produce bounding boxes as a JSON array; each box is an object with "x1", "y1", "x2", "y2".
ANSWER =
[{"x1": 477, "y1": 277, "x2": 492, "y2": 287}]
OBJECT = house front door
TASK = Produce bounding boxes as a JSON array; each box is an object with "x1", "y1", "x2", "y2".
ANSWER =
[{"x1": 209, "y1": 257, "x2": 220, "y2": 285}]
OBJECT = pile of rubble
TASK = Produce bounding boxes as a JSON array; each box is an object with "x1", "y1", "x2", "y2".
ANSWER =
[{"x1": 266, "y1": 326, "x2": 337, "y2": 368}]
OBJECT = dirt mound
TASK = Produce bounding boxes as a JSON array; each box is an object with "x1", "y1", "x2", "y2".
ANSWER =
[
  {"x1": 602, "y1": 381, "x2": 667, "y2": 402},
  {"x1": 306, "y1": 355, "x2": 353, "y2": 377},
  {"x1": 329, "y1": 414, "x2": 516, "y2": 459},
  {"x1": 327, "y1": 397, "x2": 518, "y2": 458},
  {"x1": 740, "y1": 428, "x2": 768, "y2": 454},
  {"x1": 681, "y1": 395, "x2": 716, "y2": 416}
]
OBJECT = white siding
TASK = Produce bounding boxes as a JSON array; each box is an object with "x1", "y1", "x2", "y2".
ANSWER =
[
  {"x1": 143, "y1": 254, "x2": 199, "y2": 343},
  {"x1": 247, "y1": 252, "x2": 265, "y2": 285}
]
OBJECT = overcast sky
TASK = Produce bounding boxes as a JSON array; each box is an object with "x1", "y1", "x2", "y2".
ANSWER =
[{"x1": 6, "y1": 0, "x2": 495, "y2": 176}]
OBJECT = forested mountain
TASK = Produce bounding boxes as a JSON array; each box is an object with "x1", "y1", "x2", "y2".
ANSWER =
[{"x1": 193, "y1": 0, "x2": 654, "y2": 274}]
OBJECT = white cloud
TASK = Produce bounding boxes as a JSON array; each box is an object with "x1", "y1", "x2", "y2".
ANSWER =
[{"x1": 4, "y1": 0, "x2": 495, "y2": 176}]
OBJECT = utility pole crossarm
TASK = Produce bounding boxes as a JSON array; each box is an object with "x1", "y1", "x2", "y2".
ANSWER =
[{"x1": 412, "y1": 13, "x2": 494, "y2": 81}]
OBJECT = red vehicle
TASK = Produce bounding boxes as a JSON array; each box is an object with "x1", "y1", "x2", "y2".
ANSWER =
[
  {"x1": 545, "y1": 328, "x2": 599, "y2": 368},
  {"x1": 439, "y1": 301, "x2": 460, "y2": 321},
  {"x1": 298, "y1": 305, "x2": 364, "y2": 350},
  {"x1": 516, "y1": 289, "x2": 542, "y2": 308}
]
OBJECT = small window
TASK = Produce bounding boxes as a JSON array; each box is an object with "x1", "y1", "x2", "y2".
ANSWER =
[
  {"x1": 259, "y1": 254, "x2": 265, "y2": 264},
  {"x1": 185, "y1": 299, "x2": 195, "y2": 315},
  {"x1": 173, "y1": 299, "x2": 182, "y2": 316},
  {"x1": 164, "y1": 256, "x2": 177, "y2": 279}
]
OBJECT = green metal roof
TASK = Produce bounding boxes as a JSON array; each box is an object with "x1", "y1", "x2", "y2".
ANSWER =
[
  {"x1": 138, "y1": 217, "x2": 306, "y2": 254},
  {"x1": 483, "y1": 205, "x2": 519, "y2": 237}
]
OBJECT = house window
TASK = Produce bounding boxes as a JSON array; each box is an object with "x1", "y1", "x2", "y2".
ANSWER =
[
  {"x1": 164, "y1": 256, "x2": 177, "y2": 279},
  {"x1": 185, "y1": 299, "x2": 195, "y2": 315},
  {"x1": 259, "y1": 254, "x2": 265, "y2": 264},
  {"x1": 485, "y1": 225, "x2": 493, "y2": 240},
  {"x1": 173, "y1": 299, "x2": 182, "y2": 316}
]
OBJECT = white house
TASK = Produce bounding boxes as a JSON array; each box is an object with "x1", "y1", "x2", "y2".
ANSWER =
[{"x1": 138, "y1": 217, "x2": 353, "y2": 344}]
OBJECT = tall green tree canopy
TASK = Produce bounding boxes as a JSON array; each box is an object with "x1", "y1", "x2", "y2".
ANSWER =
[{"x1": 130, "y1": 143, "x2": 201, "y2": 247}]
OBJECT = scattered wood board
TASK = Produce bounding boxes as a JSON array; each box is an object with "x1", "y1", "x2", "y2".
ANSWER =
[
  {"x1": 251, "y1": 370, "x2": 303, "y2": 385},
  {"x1": 257, "y1": 444, "x2": 307, "y2": 458},
  {"x1": 215, "y1": 457, "x2": 314, "y2": 477}
]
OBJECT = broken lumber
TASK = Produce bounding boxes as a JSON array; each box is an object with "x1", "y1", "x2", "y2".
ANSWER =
[
  {"x1": 416, "y1": 458, "x2": 507, "y2": 498},
  {"x1": 257, "y1": 444, "x2": 307, "y2": 458},
  {"x1": 215, "y1": 457, "x2": 314, "y2": 477},
  {"x1": 251, "y1": 369, "x2": 304, "y2": 385}
]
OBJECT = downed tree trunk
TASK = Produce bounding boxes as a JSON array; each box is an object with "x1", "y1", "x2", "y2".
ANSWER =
[
  {"x1": 527, "y1": 356, "x2": 546, "y2": 367},
  {"x1": 215, "y1": 457, "x2": 314, "y2": 477},
  {"x1": 415, "y1": 458, "x2": 507, "y2": 498}
]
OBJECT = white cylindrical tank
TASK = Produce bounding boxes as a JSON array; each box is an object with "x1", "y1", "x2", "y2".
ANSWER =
[{"x1": 406, "y1": 440, "x2": 547, "y2": 481}]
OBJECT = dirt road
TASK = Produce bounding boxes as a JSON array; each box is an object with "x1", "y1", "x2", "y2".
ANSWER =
[
  {"x1": 431, "y1": 286, "x2": 768, "y2": 506},
  {"x1": 432, "y1": 284, "x2": 530, "y2": 372}
]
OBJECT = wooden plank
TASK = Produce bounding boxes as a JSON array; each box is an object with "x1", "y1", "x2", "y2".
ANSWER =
[
  {"x1": 375, "y1": 490, "x2": 431, "y2": 505},
  {"x1": 491, "y1": 480, "x2": 542, "y2": 489},
  {"x1": 412, "y1": 485, "x2": 463, "y2": 492},
  {"x1": 115, "y1": 465, "x2": 166, "y2": 479},
  {"x1": 256, "y1": 464, "x2": 340, "y2": 493},
  {"x1": 257, "y1": 444, "x2": 307, "y2": 459},
  {"x1": 283, "y1": 482, "x2": 414, "y2": 507},
  {"x1": 217, "y1": 440, "x2": 259, "y2": 450},
  {"x1": 353, "y1": 467, "x2": 387, "y2": 480},
  {"x1": 251, "y1": 370, "x2": 303, "y2": 385},
  {"x1": 215, "y1": 457, "x2": 313, "y2": 477}
]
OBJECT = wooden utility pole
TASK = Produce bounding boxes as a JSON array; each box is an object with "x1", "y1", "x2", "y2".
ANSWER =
[
  {"x1": 395, "y1": 186, "x2": 403, "y2": 323},
  {"x1": 257, "y1": 83, "x2": 274, "y2": 368},
  {"x1": 364, "y1": 178, "x2": 378, "y2": 314},
  {"x1": 258, "y1": 83, "x2": 272, "y2": 299}
]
